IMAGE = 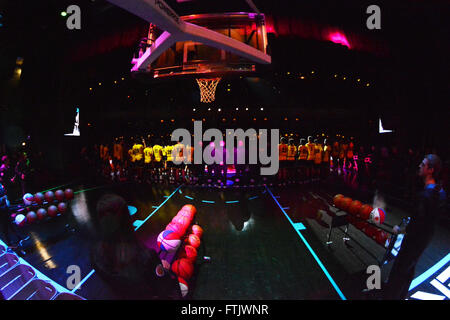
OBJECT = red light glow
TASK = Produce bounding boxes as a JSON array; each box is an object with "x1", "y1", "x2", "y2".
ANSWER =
[{"x1": 328, "y1": 32, "x2": 351, "y2": 49}]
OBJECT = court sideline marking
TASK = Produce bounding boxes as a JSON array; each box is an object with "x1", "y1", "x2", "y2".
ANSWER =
[
  {"x1": 265, "y1": 186, "x2": 347, "y2": 300},
  {"x1": 134, "y1": 185, "x2": 183, "y2": 231}
]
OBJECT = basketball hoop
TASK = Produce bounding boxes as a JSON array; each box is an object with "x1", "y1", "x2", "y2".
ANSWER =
[{"x1": 196, "y1": 78, "x2": 221, "y2": 103}]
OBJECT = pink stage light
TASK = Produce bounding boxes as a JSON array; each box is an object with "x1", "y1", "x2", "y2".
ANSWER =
[{"x1": 328, "y1": 32, "x2": 351, "y2": 49}]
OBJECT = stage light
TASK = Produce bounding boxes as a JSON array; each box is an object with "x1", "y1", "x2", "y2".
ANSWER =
[
  {"x1": 343, "y1": 77, "x2": 346, "y2": 80},
  {"x1": 311, "y1": 71, "x2": 315, "y2": 74},
  {"x1": 61, "y1": 11, "x2": 67, "y2": 17},
  {"x1": 366, "y1": 83, "x2": 370, "y2": 87},
  {"x1": 222, "y1": 118, "x2": 226, "y2": 122},
  {"x1": 334, "y1": 74, "x2": 338, "y2": 78},
  {"x1": 193, "y1": 108, "x2": 196, "y2": 111},
  {"x1": 296, "y1": 118, "x2": 299, "y2": 121},
  {"x1": 227, "y1": 89, "x2": 231, "y2": 92},
  {"x1": 260, "y1": 107, "x2": 263, "y2": 111},
  {"x1": 357, "y1": 78, "x2": 361, "y2": 82},
  {"x1": 233, "y1": 118, "x2": 236, "y2": 121},
  {"x1": 253, "y1": 118, "x2": 256, "y2": 121},
  {"x1": 246, "y1": 107, "x2": 249, "y2": 111},
  {"x1": 89, "y1": 88, "x2": 92, "y2": 91},
  {"x1": 98, "y1": 82, "x2": 102, "y2": 86},
  {"x1": 287, "y1": 72, "x2": 290, "y2": 75},
  {"x1": 208, "y1": 108, "x2": 211, "y2": 111},
  {"x1": 160, "y1": 120, "x2": 164, "y2": 123},
  {"x1": 22, "y1": 142, "x2": 26, "y2": 146},
  {"x1": 264, "y1": 118, "x2": 267, "y2": 121},
  {"x1": 202, "y1": 118, "x2": 206, "y2": 122},
  {"x1": 171, "y1": 119, "x2": 174, "y2": 122},
  {"x1": 236, "y1": 107, "x2": 239, "y2": 111},
  {"x1": 114, "y1": 80, "x2": 118, "y2": 84},
  {"x1": 218, "y1": 108, "x2": 221, "y2": 112},
  {"x1": 121, "y1": 77, "x2": 125, "y2": 80},
  {"x1": 284, "y1": 117, "x2": 288, "y2": 121},
  {"x1": 300, "y1": 76, "x2": 305, "y2": 79}
]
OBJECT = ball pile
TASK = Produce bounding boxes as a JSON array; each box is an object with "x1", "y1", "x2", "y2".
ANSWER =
[
  {"x1": 14, "y1": 188, "x2": 75, "y2": 227},
  {"x1": 333, "y1": 194, "x2": 389, "y2": 247}
]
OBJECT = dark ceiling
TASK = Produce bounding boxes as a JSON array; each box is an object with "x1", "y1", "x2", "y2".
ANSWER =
[{"x1": 0, "y1": 0, "x2": 449, "y2": 151}]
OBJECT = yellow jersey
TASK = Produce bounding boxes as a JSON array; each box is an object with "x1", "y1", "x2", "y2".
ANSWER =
[
  {"x1": 287, "y1": 145, "x2": 297, "y2": 161},
  {"x1": 314, "y1": 144, "x2": 323, "y2": 164},
  {"x1": 279, "y1": 143, "x2": 288, "y2": 161},
  {"x1": 144, "y1": 147, "x2": 153, "y2": 164},
  {"x1": 132, "y1": 144, "x2": 144, "y2": 161},
  {"x1": 306, "y1": 142, "x2": 315, "y2": 161},
  {"x1": 298, "y1": 145, "x2": 308, "y2": 160},
  {"x1": 165, "y1": 145, "x2": 174, "y2": 162},
  {"x1": 152, "y1": 145, "x2": 163, "y2": 162}
]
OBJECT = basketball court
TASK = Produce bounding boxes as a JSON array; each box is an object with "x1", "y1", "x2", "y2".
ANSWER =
[{"x1": 0, "y1": 0, "x2": 448, "y2": 302}]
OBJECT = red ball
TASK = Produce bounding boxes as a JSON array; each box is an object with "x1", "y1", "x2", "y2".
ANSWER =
[
  {"x1": 179, "y1": 245, "x2": 198, "y2": 262},
  {"x1": 26, "y1": 211, "x2": 37, "y2": 223},
  {"x1": 191, "y1": 225, "x2": 203, "y2": 238},
  {"x1": 359, "y1": 204, "x2": 373, "y2": 220},
  {"x1": 171, "y1": 258, "x2": 194, "y2": 280},
  {"x1": 36, "y1": 208, "x2": 47, "y2": 220},
  {"x1": 55, "y1": 190, "x2": 65, "y2": 201},
  {"x1": 185, "y1": 234, "x2": 201, "y2": 249},
  {"x1": 177, "y1": 209, "x2": 194, "y2": 219},
  {"x1": 178, "y1": 277, "x2": 189, "y2": 297},
  {"x1": 339, "y1": 197, "x2": 353, "y2": 211},
  {"x1": 364, "y1": 225, "x2": 377, "y2": 239},
  {"x1": 348, "y1": 200, "x2": 362, "y2": 216},
  {"x1": 44, "y1": 191, "x2": 54, "y2": 202},
  {"x1": 354, "y1": 221, "x2": 368, "y2": 230},
  {"x1": 173, "y1": 215, "x2": 191, "y2": 228},
  {"x1": 34, "y1": 193, "x2": 44, "y2": 205},
  {"x1": 48, "y1": 205, "x2": 58, "y2": 217},
  {"x1": 375, "y1": 230, "x2": 389, "y2": 247},
  {"x1": 64, "y1": 189, "x2": 74, "y2": 200},
  {"x1": 166, "y1": 222, "x2": 187, "y2": 236},
  {"x1": 57, "y1": 202, "x2": 67, "y2": 213},
  {"x1": 333, "y1": 194, "x2": 344, "y2": 207},
  {"x1": 182, "y1": 204, "x2": 197, "y2": 215}
]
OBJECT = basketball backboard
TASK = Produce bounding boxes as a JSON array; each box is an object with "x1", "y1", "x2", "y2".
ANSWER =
[{"x1": 107, "y1": 0, "x2": 271, "y2": 102}]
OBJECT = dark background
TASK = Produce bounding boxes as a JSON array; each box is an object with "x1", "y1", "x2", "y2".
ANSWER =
[{"x1": 0, "y1": 0, "x2": 449, "y2": 175}]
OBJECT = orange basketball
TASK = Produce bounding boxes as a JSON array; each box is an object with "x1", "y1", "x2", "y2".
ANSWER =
[
  {"x1": 348, "y1": 200, "x2": 362, "y2": 215},
  {"x1": 339, "y1": 197, "x2": 353, "y2": 211},
  {"x1": 359, "y1": 204, "x2": 373, "y2": 220},
  {"x1": 333, "y1": 194, "x2": 344, "y2": 207}
]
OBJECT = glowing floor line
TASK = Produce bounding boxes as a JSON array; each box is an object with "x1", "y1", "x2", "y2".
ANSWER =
[
  {"x1": 409, "y1": 253, "x2": 450, "y2": 291},
  {"x1": 71, "y1": 269, "x2": 96, "y2": 293},
  {"x1": 134, "y1": 185, "x2": 182, "y2": 231},
  {"x1": 265, "y1": 186, "x2": 346, "y2": 300}
]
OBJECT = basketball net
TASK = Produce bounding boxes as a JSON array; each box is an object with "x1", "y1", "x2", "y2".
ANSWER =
[{"x1": 196, "y1": 78, "x2": 221, "y2": 103}]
